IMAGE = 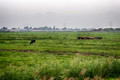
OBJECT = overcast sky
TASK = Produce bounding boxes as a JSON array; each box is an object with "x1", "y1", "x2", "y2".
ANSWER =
[{"x1": 0, "y1": 0, "x2": 120, "y2": 28}]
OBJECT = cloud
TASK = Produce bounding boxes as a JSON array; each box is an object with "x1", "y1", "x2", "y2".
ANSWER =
[{"x1": 0, "y1": 0, "x2": 120, "y2": 28}]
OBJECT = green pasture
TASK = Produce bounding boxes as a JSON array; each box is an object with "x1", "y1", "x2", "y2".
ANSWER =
[
  {"x1": 0, "y1": 32, "x2": 120, "y2": 57},
  {"x1": 0, "y1": 31, "x2": 120, "y2": 80}
]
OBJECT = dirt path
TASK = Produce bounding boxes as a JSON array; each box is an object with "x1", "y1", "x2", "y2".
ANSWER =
[{"x1": 0, "y1": 49, "x2": 117, "y2": 58}]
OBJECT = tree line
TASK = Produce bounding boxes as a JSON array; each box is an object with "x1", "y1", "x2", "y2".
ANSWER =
[{"x1": 0, "y1": 26, "x2": 120, "y2": 32}]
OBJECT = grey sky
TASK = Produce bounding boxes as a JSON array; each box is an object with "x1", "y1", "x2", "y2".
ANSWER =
[{"x1": 0, "y1": 0, "x2": 120, "y2": 28}]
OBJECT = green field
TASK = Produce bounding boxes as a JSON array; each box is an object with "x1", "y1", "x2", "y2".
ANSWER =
[{"x1": 0, "y1": 31, "x2": 120, "y2": 80}]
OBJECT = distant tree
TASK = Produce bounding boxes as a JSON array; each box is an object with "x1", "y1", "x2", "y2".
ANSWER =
[
  {"x1": 75, "y1": 28, "x2": 80, "y2": 31},
  {"x1": 11, "y1": 28, "x2": 16, "y2": 30},
  {"x1": 1, "y1": 27, "x2": 7, "y2": 31},
  {"x1": 48, "y1": 27, "x2": 52, "y2": 30},
  {"x1": 104, "y1": 28, "x2": 114, "y2": 31},
  {"x1": 53, "y1": 26, "x2": 56, "y2": 30},
  {"x1": 62, "y1": 27, "x2": 67, "y2": 31},
  {"x1": 24, "y1": 26, "x2": 29, "y2": 30},
  {"x1": 56, "y1": 28, "x2": 59, "y2": 30},
  {"x1": 98, "y1": 28, "x2": 103, "y2": 31},
  {"x1": 82, "y1": 28, "x2": 87, "y2": 31},
  {"x1": 44, "y1": 26, "x2": 48, "y2": 30},
  {"x1": 115, "y1": 28, "x2": 120, "y2": 31},
  {"x1": 30, "y1": 27, "x2": 32, "y2": 29},
  {"x1": 68, "y1": 28, "x2": 74, "y2": 31},
  {"x1": 24, "y1": 26, "x2": 32, "y2": 31}
]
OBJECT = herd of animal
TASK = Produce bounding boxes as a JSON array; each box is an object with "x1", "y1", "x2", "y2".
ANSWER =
[
  {"x1": 30, "y1": 37, "x2": 102, "y2": 44},
  {"x1": 77, "y1": 37, "x2": 102, "y2": 39}
]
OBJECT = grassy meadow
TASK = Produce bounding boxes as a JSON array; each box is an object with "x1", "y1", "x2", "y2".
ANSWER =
[{"x1": 0, "y1": 31, "x2": 120, "y2": 80}]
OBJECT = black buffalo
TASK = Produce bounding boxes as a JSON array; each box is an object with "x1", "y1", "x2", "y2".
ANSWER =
[
  {"x1": 78, "y1": 37, "x2": 87, "y2": 39},
  {"x1": 30, "y1": 40, "x2": 36, "y2": 44}
]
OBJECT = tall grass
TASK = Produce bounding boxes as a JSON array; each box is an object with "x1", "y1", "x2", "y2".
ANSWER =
[{"x1": 0, "y1": 51, "x2": 120, "y2": 80}]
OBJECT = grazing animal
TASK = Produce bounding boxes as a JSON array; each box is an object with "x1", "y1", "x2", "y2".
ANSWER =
[
  {"x1": 78, "y1": 37, "x2": 102, "y2": 40},
  {"x1": 78, "y1": 37, "x2": 96, "y2": 39},
  {"x1": 86, "y1": 37, "x2": 95, "y2": 39},
  {"x1": 77, "y1": 37, "x2": 81, "y2": 39},
  {"x1": 78, "y1": 37, "x2": 87, "y2": 39},
  {"x1": 30, "y1": 40, "x2": 36, "y2": 44},
  {"x1": 95, "y1": 37, "x2": 103, "y2": 39}
]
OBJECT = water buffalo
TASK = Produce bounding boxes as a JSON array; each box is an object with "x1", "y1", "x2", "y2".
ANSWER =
[
  {"x1": 30, "y1": 40, "x2": 36, "y2": 44},
  {"x1": 86, "y1": 37, "x2": 95, "y2": 39},
  {"x1": 77, "y1": 37, "x2": 81, "y2": 39},
  {"x1": 78, "y1": 37, "x2": 88, "y2": 39},
  {"x1": 78, "y1": 37, "x2": 96, "y2": 39},
  {"x1": 78, "y1": 37, "x2": 102, "y2": 40}
]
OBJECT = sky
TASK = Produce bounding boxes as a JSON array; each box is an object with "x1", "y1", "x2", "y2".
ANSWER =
[{"x1": 0, "y1": 0, "x2": 120, "y2": 28}]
